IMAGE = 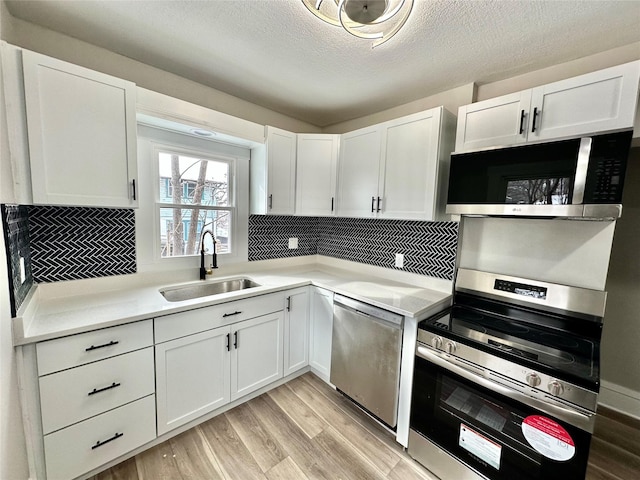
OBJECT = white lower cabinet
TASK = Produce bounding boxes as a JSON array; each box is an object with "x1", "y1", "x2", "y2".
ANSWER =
[
  {"x1": 155, "y1": 326, "x2": 231, "y2": 436},
  {"x1": 231, "y1": 312, "x2": 284, "y2": 400},
  {"x1": 155, "y1": 307, "x2": 285, "y2": 435},
  {"x1": 43, "y1": 395, "x2": 156, "y2": 480},
  {"x1": 309, "y1": 287, "x2": 334, "y2": 382},
  {"x1": 283, "y1": 287, "x2": 310, "y2": 377}
]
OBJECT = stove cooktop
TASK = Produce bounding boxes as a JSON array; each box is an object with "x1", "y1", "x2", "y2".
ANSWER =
[{"x1": 419, "y1": 304, "x2": 600, "y2": 390}]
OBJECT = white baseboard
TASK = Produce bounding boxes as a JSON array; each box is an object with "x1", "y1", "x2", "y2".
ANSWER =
[{"x1": 598, "y1": 380, "x2": 640, "y2": 420}]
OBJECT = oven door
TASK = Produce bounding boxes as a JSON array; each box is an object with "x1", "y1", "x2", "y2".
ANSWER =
[{"x1": 410, "y1": 346, "x2": 592, "y2": 480}]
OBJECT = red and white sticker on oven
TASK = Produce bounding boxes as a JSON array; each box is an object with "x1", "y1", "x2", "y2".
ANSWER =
[{"x1": 521, "y1": 415, "x2": 576, "y2": 461}]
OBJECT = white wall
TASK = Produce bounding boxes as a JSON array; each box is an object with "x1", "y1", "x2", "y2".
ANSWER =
[
  {"x1": 459, "y1": 217, "x2": 616, "y2": 291},
  {"x1": 600, "y1": 148, "x2": 640, "y2": 416}
]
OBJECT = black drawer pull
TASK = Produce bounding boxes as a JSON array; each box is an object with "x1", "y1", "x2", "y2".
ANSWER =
[
  {"x1": 85, "y1": 340, "x2": 119, "y2": 352},
  {"x1": 519, "y1": 109, "x2": 526, "y2": 134},
  {"x1": 91, "y1": 432, "x2": 123, "y2": 450},
  {"x1": 531, "y1": 107, "x2": 539, "y2": 133},
  {"x1": 88, "y1": 382, "x2": 121, "y2": 396},
  {"x1": 226, "y1": 333, "x2": 230, "y2": 352},
  {"x1": 223, "y1": 311, "x2": 242, "y2": 318},
  {"x1": 371, "y1": 196, "x2": 375, "y2": 213},
  {"x1": 234, "y1": 331, "x2": 238, "y2": 349}
]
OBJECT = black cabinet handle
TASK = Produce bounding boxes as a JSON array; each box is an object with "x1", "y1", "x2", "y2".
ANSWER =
[
  {"x1": 268, "y1": 194, "x2": 273, "y2": 209},
  {"x1": 371, "y1": 196, "x2": 376, "y2": 213},
  {"x1": 531, "y1": 107, "x2": 539, "y2": 133},
  {"x1": 234, "y1": 331, "x2": 238, "y2": 349},
  {"x1": 222, "y1": 311, "x2": 242, "y2": 318},
  {"x1": 86, "y1": 340, "x2": 119, "y2": 352},
  {"x1": 91, "y1": 432, "x2": 123, "y2": 450},
  {"x1": 132, "y1": 179, "x2": 137, "y2": 200},
  {"x1": 226, "y1": 333, "x2": 230, "y2": 351},
  {"x1": 376, "y1": 196, "x2": 382, "y2": 212},
  {"x1": 88, "y1": 382, "x2": 121, "y2": 396},
  {"x1": 286, "y1": 296, "x2": 291, "y2": 312},
  {"x1": 519, "y1": 110, "x2": 526, "y2": 134},
  {"x1": 331, "y1": 197, "x2": 334, "y2": 212}
]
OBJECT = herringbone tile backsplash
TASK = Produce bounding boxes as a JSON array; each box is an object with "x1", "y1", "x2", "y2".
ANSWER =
[
  {"x1": 28, "y1": 206, "x2": 136, "y2": 282},
  {"x1": 249, "y1": 215, "x2": 458, "y2": 280}
]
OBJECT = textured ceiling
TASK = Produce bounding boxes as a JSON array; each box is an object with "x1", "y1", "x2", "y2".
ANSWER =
[{"x1": 5, "y1": 0, "x2": 640, "y2": 126}]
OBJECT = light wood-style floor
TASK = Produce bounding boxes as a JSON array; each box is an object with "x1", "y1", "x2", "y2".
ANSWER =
[{"x1": 92, "y1": 372, "x2": 640, "y2": 480}]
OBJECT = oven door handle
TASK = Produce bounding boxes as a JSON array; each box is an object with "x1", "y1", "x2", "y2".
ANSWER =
[{"x1": 416, "y1": 345, "x2": 596, "y2": 433}]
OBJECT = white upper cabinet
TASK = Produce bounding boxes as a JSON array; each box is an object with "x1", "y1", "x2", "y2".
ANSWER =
[
  {"x1": 295, "y1": 134, "x2": 339, "y2": 216},
  {"x1": 250, "y1": 126, "x2": 296, "y2": 215},
  {"x1": 336, "y1": 125, "x2": 383, "y2": 218},
  {"x1": 22, "y1": 50, "x2": 138, "y2": 207},
  {"x1": 455, "y1": 61, "x2": 640, "y2": 152},
  {"x1": 337, "y1": 108, "x2": 455, "y2": 221}
]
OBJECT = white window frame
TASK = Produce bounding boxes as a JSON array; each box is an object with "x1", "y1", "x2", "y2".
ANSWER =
[{"x1": 135, "y1": 124, "x2": 249, "y2": 272}]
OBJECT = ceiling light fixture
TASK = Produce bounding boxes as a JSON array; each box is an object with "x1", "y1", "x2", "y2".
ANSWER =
[{"x1": 302, "y1": 0, "x2": 414, "y2": 48}]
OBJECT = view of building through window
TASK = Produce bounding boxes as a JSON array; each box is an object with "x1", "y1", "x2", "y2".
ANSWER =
[{"x1": 158, "y1": 152, "x2": 233, "y2": 257}]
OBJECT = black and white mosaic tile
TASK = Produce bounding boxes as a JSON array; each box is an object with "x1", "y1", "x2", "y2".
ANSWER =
[
  {"x1": 28, "y1": 206, "x2": 136, "y2": 283},
  {"x1": 248, "y1": 215, "x2": 458, "y2": 280},
  {"x1": 248, "y1": 215, "x2": 318, "y2": 261},
  {"x1": 1, "y1": 204, "x2": 34, "y2": 316}
]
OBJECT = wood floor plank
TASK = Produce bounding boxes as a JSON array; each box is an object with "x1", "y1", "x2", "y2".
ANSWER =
[
  {"x1": 387, "y1": 458, "x2": 438, "y2": 480},
  {"x1": 247, "y1": 393, "x2": 346, "y2": 480},
  {"x1": 594, "y1": 411, "x2": 640, "y2": 458},
  {"x1": 300, "y1": 373, "x2": 404, "y2": 454},
  {"x1": 265, "y1": 456, "x2": 310, "y2": 480},
  {"x1": 93, "y1": 457, "x2": 139, "y2": 480},
  {"x1": 135, "y1": 441, "x2": 183, "y2": 480},
  {"x1": 225, "y1": 402, "x2": 287, "y2": 472},
  {"x1": 312, "y1": 426, "x2": 386, "y2": 480},
  {"x1": 588, "y1": 437, "x2": 640, "y2": 480},
  {"x1": 169, "y1": 427, "x2": 226, "y2": 480},
  {"x1": 267, "y1": 383, "x2": 326, "y2": 438},
  {"x1": 287, "y1": 376, "x2": 401, "y2": 475},
  {"x1": 586, "y1": 463, "x2": 623, "y2": 480},
  {"x1": 198, "y1": 413, "x2": 267, "y2": 480}
]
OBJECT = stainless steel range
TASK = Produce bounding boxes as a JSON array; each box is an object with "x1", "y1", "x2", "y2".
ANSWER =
[{"x1": 409, "y1": 268, "x2": 606, "y2": 480}]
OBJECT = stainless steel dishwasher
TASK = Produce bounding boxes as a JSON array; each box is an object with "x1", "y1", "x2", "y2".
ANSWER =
[{"x1": 330, "y1": 294, "x2": 403, "y2": 428}]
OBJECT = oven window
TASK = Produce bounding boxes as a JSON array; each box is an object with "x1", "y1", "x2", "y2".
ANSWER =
[
  {"x1": 505, "y1": 176, "x2": 571, "y2": 205},
  {"x1": 410, "y1": 355, "x2": 591, "y2": 480}
]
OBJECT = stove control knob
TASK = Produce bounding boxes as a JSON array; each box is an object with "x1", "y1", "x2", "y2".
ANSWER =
[
  {"x1": 526, "y1": 373, "x2": 541, "y2": 388},
  {"x1": 431, "y1": 336, "x2": 443, "y2": 350},
  {"x1": 445, "y1": 341, "x2": 457, "y2": 354},
  {"x1": 548, "y1": 380, "x2": 565, "y2": 396}
]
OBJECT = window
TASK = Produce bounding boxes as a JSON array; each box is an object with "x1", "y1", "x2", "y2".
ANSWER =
[{"x1": 158, "y1": 150, "x2": 234, "y2": 258}]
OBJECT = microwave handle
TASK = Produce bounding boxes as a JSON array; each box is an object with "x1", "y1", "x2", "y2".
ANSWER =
[
  {"x1": 572, "y1": 137, "x2": 592, "y2": 205},
  {"x1": 415, "y1": 344, "x2": 595, "y2": 432}
]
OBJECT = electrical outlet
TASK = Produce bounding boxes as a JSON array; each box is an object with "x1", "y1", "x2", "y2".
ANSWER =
[
  {"x1": 20, "y1": 257, "x2": 26, "y2": 284},
  {"x1": 395, "y1": 253, "x2": 404, "y2": 269},
  {"x1": 288, "y1": 237, "x2": 299, "y2": 249}
]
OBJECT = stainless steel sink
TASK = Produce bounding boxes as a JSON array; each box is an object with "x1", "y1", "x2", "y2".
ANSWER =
[{"x1": 160, "y1": 278, "x2": 261, "y2": 302}]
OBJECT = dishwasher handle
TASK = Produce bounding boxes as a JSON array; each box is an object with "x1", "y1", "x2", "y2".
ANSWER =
[{"x1": 334, "y1": 295, "x2": 403, "y2": 327}]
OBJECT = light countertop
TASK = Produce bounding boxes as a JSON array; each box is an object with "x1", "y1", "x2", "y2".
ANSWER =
[{"x1": 13, "y1": 258, "x2": 453, "y2": 345}]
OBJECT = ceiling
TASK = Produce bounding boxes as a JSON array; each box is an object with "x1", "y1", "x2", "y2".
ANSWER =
[{"x1": 5, "y1": 0, "x2": 640, "y2": 127}]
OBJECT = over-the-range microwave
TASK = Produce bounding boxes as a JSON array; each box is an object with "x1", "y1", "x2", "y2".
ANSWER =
[{"x1": 446, "y1": 130, "x2": 633, "y2": 219}]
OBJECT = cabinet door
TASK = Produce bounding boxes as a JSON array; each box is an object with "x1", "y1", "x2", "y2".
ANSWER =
[
  {"x1": 155, "y1": 326, "x2": 230, "y2": 435},
  {"x1": 295, "y1": 134, "x2": 339, "y2": 216},
  {"x1": 455, "y1": 91, "x2": 532, "y2": 151},
  {"x1": 309, "y1": 287, "x2": 334, "y2": 383},
  {"x1": 230, "y1": 312, "x2": 284, "y2": 401},
  {"x1": 529, "y1": 61, "x2": 640, "y2": 142},
  {"x1": 283, "y1": 287, "x2": 310, "y2": 376},
  {"x1": 337, "y1": 125, "x2": 382, "y2": 217},
  {"x1": 266, "y1": 126, "x2": 296, "y2": 215},
  {"x1": 378, "y1": 109, "x2": 443, "y2": 220},
  {"x1": 22, "y1": 50, "x2": 138, "y2": 207}
]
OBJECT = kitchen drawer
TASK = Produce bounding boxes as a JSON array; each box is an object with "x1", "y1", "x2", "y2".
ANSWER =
[
  {"x1": 39, "y1": 347, "x2": 155, "y2": 435},
  {"x1": 43, "y1": 394, "x2": 156, "y2": 480},
  {"x1": 37, "y1": 320, "x2": 153, "y2": 376},
  {"x1": 155, "y1": 292, "x2": 285, "y2": 343}
]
